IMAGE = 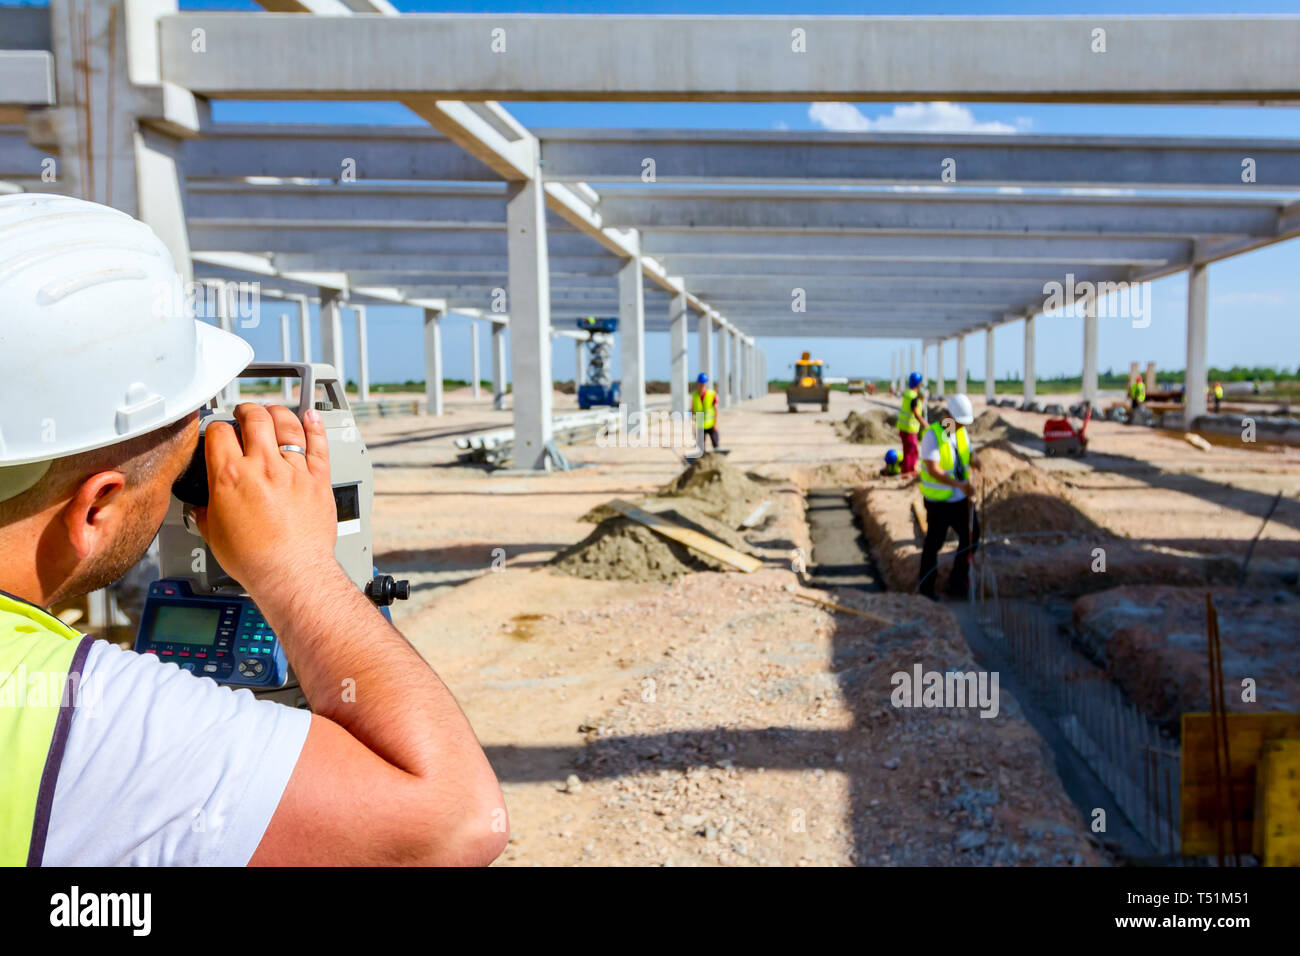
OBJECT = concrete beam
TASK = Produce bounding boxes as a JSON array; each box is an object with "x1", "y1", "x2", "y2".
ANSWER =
[
  {"x1": 183, "y1": 124, "x2": 495, "y2": 181},
  {"x1": 158, "y1": 15, "x2": 1300, "y2": 103},
  {"x1": 0, "y1": 52, "x2": 55, "y2": 105},
  {"x1": 596, "y1": 189, "x2": 1284, "y2": 238},
  {"x1": 538, "y1": 128, "x2": 1300, "y2": 190}
]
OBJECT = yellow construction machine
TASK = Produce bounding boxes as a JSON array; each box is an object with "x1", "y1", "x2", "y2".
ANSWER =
[{"x1": 786, "y1": 352, "x2": 830, "y2": 412}]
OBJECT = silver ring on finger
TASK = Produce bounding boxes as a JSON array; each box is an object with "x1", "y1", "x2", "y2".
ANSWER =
[{"x1": 278, "y1": 444, "x2": 307, "y2": 455}]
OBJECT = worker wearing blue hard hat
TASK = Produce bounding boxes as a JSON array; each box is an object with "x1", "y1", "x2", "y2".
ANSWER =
[
  {"x1": 881, "y1": 448, "x2": 902, "y2": 476},
  {"x1": 692, "y1": 373, "x2": 720, "y2": 453},
  {"x1": 897, "y1": 371, "x2": 927, "y2": 475}
]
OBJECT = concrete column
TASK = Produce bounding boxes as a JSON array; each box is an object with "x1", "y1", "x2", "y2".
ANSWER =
[
  {"x1": 470, "y1": 321, "x2": 481, "y2": 398},
  {"x1": 618, "y1": 252, "x2": 647, "y2": 427},
  {"x1": 1023, "y1": 315, "x2": 1037, "y2": 404},
  {"x1": 741, "y1": 338, "x2": 751, "y2": 400},
  {"x1": 717, "y1": 322, "x2": 730, "y2": 409},
  {"x1": 423, "y1": 308, "x2": 444, "y2": 416},
  {"x1": 280, "y1": 313, "x2": 293, "y2": 402},
  {"x1": 1081, "y1": 296, "x2": 1099, "y2": 406},
  {"x1": 1185, "y1": 260, "x2": 1209, "y2": 424},
  {"x1": 984, "y1": 327, "x2": 996, "y2": 403},
  {"x1": 956, "y1": 335, "x2": 967, "y2": 396},
  {"x1": 505, "y1": 160, "x2": 554, "y2": 469},
  {"x1": 669, "y1": 293, "x2": 689, "y2": 416},
  {"x1": 909, "y1": 344, "x2": 917, "y2": 385},
  {"x1": 890, "y1": 352, "x2": 897, "y2": 394},
  {"x1": 353, "y1": 305, "x2": 370, "y2": 403},
  {"x1": 49, "y1": 0, "x2": 193, "y2": 282},
  {"x1": 729, "y1": 330, "x2": 741, "y2": 404},
  {"x1": 293, "y1": 295, "x2": 312, "y2": 363},
  {"x1": 936, "y1": 340, "x2": 946, "y2": 398},
  {"x1": 319, "y1": 288, "x2": 345, "y2": 378},
  {"x1": 574, "y1": 337, "x2": 585, "y2": 387},
  {"x1": 491, "y1": 321, "x2": 507, "y2": 411},
  {"x1": 212, "y1": 283, "x2": 240, "y2": 405},
  {"x1": 698, "y1": 312, "x2": 713, "y2": 385}
]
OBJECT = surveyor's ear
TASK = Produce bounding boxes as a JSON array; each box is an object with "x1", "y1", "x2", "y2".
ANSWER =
[{"x1": 61, "y1": 471, "x2": 127, "y2": 560}]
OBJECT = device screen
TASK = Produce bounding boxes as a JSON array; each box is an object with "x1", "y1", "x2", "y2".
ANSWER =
[
  {"x1": 334, "y1": 484, "x2": 360, "y2": 523},
  {"x1": 151, "y1": 605, "x2": 221, "y2": 646}
]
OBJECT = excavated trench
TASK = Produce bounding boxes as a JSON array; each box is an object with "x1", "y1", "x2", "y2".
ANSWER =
[{"x1": 803, "y1": 484, "x2": 1154, "y2": 862}]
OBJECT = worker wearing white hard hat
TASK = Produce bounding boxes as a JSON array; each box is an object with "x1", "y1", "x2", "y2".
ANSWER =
[
  {"x1": 917, "y1": 393, "x2": 982, "y2": 600},
  {"x1": 0, "y1": 194, "x2": 504, "y2": 867}
]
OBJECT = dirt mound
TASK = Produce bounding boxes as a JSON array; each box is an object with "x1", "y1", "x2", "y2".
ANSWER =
[
  {"x1": 655, "y1": 452, "x2": 768, "y2": 527},
  {"x1": 557, "y1": 456, "x2": 766, "y2": 582},
  {"x1": 836, "y1": 409, "x2": 897, "y2": 445},
  {"x1": 1072, "y1": 586, "x2": 1300, "y2": 728},
  {"x1": 982, "y1": 468, "x2": 1108, "y2": 537},
  {"x1": 975, "y1": 444, "x2": 1033, "y2": 491},
  {"x1": 551, "y1": 519, "x2": 709, "y2": 581},
  {"x1": 968, "y1": 411, "x2": 1039, "y2": 445},
  {"x1": 554, "y1": 498, "x2": 758, "y2": 582}
]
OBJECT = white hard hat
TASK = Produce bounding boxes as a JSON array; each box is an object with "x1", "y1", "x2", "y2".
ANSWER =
[
  {"x1": 0, "y1": 193, "x2": 252, "y2": 500},
  {"x1": 947, "y1": 393, "x2": 975, "y2": 425}
]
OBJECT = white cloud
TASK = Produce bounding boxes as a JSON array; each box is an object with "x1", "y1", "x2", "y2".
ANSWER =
[{"x1": 808, "y1": 101, "x2": 1021, "y2": 134}]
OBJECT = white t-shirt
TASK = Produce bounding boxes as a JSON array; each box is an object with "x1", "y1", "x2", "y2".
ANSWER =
[
  {"x1": 40, "y1": 639, "x2": 310, "y2": 866},
  {"x1": 920, "y1": 427, "x2": 967, "y2": 502}
]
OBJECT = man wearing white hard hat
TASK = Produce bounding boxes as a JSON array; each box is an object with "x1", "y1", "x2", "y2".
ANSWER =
[
  {"x1": 0, "y1": 195, "x2": 505, "y2": 866},
  {"x1": 917, "y1": 393, "x2": 981, "y2": 600}
]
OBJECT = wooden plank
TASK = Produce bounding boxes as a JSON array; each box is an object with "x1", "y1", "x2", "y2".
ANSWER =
[
  {"x1": 1180, "y1": 712, "x2": 1300, "y2": 857},
  {"x1": 1256, "y1": 739, "x2": 1300, "y2": 866},
  {"x1": 606, "y1": 498, "x2": 762, "y2": 573},
  {"x1": 791, "y1": 591, "x2": 893, "y2": 627}
]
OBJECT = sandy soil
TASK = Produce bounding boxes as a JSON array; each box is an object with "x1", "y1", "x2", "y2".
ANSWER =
[{"x1": 359, "y1": 391, "x2": 1112, "y2": 866}]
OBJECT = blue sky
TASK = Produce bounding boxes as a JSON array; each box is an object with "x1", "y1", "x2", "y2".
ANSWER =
[{"x1": 12, "y1": 0, "x2": 1298, "y2": 383}]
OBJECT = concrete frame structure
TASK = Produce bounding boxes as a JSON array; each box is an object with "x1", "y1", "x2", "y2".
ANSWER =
[{"x1": 2, "y1": 4, "x2": 1296, "y2": 463}]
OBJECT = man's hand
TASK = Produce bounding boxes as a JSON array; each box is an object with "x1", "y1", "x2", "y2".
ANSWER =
[{"x1": 195, "y1": 403, "x2": 337, "y2": 589}]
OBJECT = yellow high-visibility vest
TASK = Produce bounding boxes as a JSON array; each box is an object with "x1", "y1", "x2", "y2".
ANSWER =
[
  {"x1": 919, "y1": 422, "x2": 971, "y2": 501},
  {"x1": 691, "y1": 389, "x2": 717, "y2": 430},
  {"x1": 1130, "y1": 380, "x2": 1146, "y2": 402},
  {"x1": 897, "y1": 388, "x2": 921, "y2": 434},
  {"x1": 0, "y1": 590, "x2": 90, "y2": 866},
  {"x1": 1214, "y1": 384, "x2": 1224, "y2": 399}
]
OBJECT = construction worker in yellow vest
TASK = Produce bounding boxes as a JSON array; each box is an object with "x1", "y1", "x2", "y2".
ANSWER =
[
  {"x1": 692, "y1": 373, "x2": 720, "y2": 452},
  {"x1": 1212, "y1": 381, "x2": 1224, "y2": 413},
  {"x1": 1129, "y1": 377, "x2": 1146, "y2": 416},
  {"x1": 0, "y1": 195, "x2": 505, "y2": 867},
  {"x1": 897, "y1": 371, "x2": 926, "y2": 474},
  {"x1": 918, "y1": 395, "x2": 981, "y2": 601}
]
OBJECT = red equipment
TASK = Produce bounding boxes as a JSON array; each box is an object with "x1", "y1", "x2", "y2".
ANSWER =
[{"x1": 1043, "y1": 405, "x2": 1091, "y2": 457}]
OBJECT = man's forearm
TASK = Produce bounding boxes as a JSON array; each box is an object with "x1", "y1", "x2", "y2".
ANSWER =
[{"x1": 251, "y1": 562, "x2": 484, "y2": 780}]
